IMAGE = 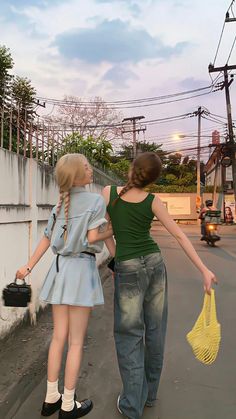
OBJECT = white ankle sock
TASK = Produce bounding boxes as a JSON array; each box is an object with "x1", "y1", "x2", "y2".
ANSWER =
[
  {"x1": 62, "y1": 387, "x2": 81, "y2": 412},
  {"x1": 45, "y1": 379, "x2": 61, "y2": 403}
]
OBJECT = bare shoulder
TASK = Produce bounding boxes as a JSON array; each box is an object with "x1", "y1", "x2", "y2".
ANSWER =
[
  {"x1": 152, "y1": 193, "x2": 162, "y2": 204},
  {"x1": 117, "y1": 186, "x2": 124, "y2": 193},
  {"x1": 151, "y1": 193, "x2": 167, "y2": 212},
  {"x1": 102, "y1": 185, "x2": 111, "y2": 195},
  {"x1": 102, "y1": 185, "x2": 111, "y2": 205}
]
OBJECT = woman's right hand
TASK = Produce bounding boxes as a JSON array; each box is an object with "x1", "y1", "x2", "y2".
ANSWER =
[
  {"x1": 15, "y1": 265, "x2": 31, "y2": 280},
  {"x1": 202, "y1": 268, "x2": 217, "y2": 295}
]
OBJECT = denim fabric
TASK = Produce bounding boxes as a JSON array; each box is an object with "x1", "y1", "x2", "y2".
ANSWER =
[
  {"x1": 44, "y1": 186, "x2": 107, "y2": 255},
  {"x1": 114, "y1": 252, "x2": 168, "y2": 419}
]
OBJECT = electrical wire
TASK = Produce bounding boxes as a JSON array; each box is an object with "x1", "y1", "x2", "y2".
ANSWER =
[
  {"x1": 226, "y1": 34, "x2": 236, "y2": 64},
  {"x1": 36, "y1": 85, "x2": 213, "y2": 107},
  {"x1": 37, "y1": 90, "x2": 213, "y2": 111},
  {"x1": 212, "y1": 20, "x2": 226, "y2": 66},
  {"x1": 202, "y1": 115, "x2": 228, "y2": 126},
  {"x1": 34, "y1": 112, "x2": 194, "y2": 130}
]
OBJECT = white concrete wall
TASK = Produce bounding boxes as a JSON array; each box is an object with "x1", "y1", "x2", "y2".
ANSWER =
[{"x1": 0, "y1": 149, "x2": 108, "y2": 338}]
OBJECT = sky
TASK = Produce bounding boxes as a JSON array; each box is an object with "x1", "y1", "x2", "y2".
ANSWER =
[{"x1": 0, "y1": 0, "x2": 235, "y2": 158}]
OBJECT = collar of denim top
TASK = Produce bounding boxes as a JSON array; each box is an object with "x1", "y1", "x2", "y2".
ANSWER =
[{"x1": 70, "y1": 186, "x2": 87, "y2": 194}]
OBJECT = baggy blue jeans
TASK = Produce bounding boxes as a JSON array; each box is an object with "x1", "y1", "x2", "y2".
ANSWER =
[{"x1": 114, "y1": 252, "x2": 168, "y2": 419}]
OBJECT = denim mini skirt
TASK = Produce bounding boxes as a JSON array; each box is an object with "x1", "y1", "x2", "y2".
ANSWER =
[{"x1": 40, "y1": 253, "x2": 104, "y2": 307}]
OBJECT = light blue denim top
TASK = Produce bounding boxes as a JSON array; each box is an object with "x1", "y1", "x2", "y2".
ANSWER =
[{"x1": 44, "y1": 186, "x2": 107, "y2": 255}]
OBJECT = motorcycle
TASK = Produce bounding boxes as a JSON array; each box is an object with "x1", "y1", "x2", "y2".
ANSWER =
[{"x1": 202, "y1": 210, "x2": 221, "y2": 247}]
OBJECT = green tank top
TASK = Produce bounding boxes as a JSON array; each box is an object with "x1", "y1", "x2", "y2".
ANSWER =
[{"x1": 107, "y1": 186, "x2": 160, "y2": 261}]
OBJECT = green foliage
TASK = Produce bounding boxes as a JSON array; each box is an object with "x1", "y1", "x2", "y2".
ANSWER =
[
  {"x1": 60, "y1": 133, "x2": 113, "y2": 168},
  {"x1": 204, "y1": 185, "x2": 222, "y2": 193},
  {"x1": 161, "y1": 153, "x2": 197, "y2": 187},
  {"x1": 110, "y1": 159, "x2": 131, "y2": 180},
  {"x1": 147, "y1": 183, "x2": 197, "y2": 193},
  {"x1": 165, "y1": 174, "x2": 178, "y2": 184},
  {"x1": 119, "y1": 141, "x2": 166, "y2": 162},
  {"x1": 12, "y1": 76, "x2": 36, "y2": 120},
  {"x1": 0, "y1": 45, "x2": 14, "y2": 104}
]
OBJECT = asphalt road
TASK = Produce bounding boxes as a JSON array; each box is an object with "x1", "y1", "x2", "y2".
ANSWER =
[{"x1": 11, "y1": 224, "x2": 236, "y2": 419}]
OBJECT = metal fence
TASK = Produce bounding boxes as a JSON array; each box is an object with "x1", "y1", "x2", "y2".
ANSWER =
[{"x1": 0, "y1": 113, "x2": 122, "y2": 186}]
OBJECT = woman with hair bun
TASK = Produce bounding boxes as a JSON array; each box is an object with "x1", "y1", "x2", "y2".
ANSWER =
[
  {"x1": 16, "y1": 153, "x2": 113, "y2": 419},
  {"x1": 102, "y1": 152, "x2": 217, "y2": 419}
]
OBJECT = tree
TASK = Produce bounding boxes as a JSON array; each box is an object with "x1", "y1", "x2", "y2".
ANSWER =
[
  {"x1": 0, "y1": 45, "x2": 14, "y2": 107},
  {"x1": 59, "y1": 133, "x2": 113, "y2": 168},
  {"x1": 159, "y1": 153, "x2": 198, "y2": 189},
  {"x1": 110, "y1": 159, "x2": 131, "y2": 180},
  {"x1": 2, "y1": 76, "x2": 37, "y2": 154},
  {"x1": 0, "y1": 45, "x2": 14, "y2": 147},
  {"x1": 118, "y1": 140, "x2": 167, "y2": 162},
  {"x1": 44, "y1": 96, "x2": 124, "y2": 144},
  {"x1": 12, "y1": 76, "x2": 36, "y2": 122}
]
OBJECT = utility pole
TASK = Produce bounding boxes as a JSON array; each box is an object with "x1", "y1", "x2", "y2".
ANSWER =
[
  {"x1": 209, "y1": 63, "x2": 236, "y2": 206},
  {"x1": 197, "y1": 107, "x2": 203, "y2": 201},
  {"x1": 122, "y1": 116, "x2": 146, "y2": 159},
  {"x1": 225, "y1": 6, "x2": 236, "y2": 23},
  {"x1": 193, "y1": 107, "x2": 208, "y2": 213},
  {"x1": 209, "y1": 5, "x2": 236, "y2": 213}
]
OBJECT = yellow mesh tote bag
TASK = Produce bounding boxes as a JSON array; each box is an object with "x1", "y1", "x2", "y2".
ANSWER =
[{"x1": 186, "y1": 289, "x2": 221, "y2": 365}]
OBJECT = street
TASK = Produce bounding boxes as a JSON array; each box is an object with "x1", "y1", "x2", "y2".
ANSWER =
[{"x1": 5, "y1": 224, "x2": 236, "y2": 419}]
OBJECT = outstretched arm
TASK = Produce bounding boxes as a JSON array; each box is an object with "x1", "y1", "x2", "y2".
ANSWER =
[
  {"x1": 16, "y1": 236, "x2": 51, "y2": 279},
  {"x1": 152, "y1": 195, "x2": 217, "y2": 294}
]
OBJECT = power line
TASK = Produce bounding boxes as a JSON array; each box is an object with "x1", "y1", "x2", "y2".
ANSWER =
[
  {"x1": 36, "y1": 85, "x2": 213, "y2": 107},
  {"x1": 202, "y1": 115, "x2": 228, "y2": 126},
  {"x1": 212, "y1": 19, "x2": 226, "y2": 66},
  {"x1": 36, "y1": 112, "x2": 194, "y2": 130},
  {"x1": 226, "y1": 34, "x2": 236, "y2": 64},
  {"x1": 37, "y1": 91, "x2": 214, "y2": 111}
]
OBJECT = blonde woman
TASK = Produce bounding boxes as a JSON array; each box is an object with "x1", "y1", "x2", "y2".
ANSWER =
[{"x1": 16, "y1": 154, "x2": 113, "y2": 419}]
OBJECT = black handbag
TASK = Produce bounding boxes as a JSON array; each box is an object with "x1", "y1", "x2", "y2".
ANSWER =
[
  {"x1": 107, "y1": 258, "x2": 115, "y2": 272},
  {"x1": 2, "y1": 278, "x2": 32, "y2": 307}
]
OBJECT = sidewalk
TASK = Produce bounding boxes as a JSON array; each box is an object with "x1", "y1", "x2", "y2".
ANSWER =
[{"x1": 0, "y1": 264, "x2": 111, "y2": 419}]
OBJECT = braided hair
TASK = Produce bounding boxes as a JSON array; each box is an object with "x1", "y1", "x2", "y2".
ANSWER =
[
  {"x1": 113, "y1": 152, "x2": 162, "y2": 205},
  {"x1": 52, "y1": 153, "x2": 88, "y2": 241}
]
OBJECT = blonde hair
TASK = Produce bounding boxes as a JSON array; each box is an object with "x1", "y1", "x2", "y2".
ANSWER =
[{"x1": 54, "y1": 153, "x2": 88, "y2": 241}]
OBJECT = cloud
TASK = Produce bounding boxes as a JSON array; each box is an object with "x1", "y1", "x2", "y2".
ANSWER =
[
  {"x1": 95, "y1": 0, "x2": 141, "y2": 16},
  {"x1": 54, "y1": 19, "x2": 188, "y2": 64},
  {"x1": 180, "y1": 77, "x2": 210, "y2": 89},
  {"x1": 102, "y1": 65, "x2": 138, "y2": 87},
  {"x1": 9, "y1": 0, "x2": 63, "y2": 6}
]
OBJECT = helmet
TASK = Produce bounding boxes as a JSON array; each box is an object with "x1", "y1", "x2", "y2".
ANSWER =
[{"x1": 205, "y1": 199, "x2": 213, "y2": 207}]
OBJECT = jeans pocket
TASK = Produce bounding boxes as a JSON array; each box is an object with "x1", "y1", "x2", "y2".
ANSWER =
[
  {"x1": 149, "y1": 262, "x2": 167, "y2": 289},
  {"x1": 116, "y1": 271, "x2": 140, "y2": 299}
]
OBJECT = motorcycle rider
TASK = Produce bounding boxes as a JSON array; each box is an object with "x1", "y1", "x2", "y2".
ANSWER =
[{"x1": 199, "y1": 199, "x2": 217, "y2": 240}]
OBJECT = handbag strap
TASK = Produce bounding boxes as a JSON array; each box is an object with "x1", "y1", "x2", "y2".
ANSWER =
[
  {"x1": 14, "y1": 276, "x2": 26, "y2": 285},
  {"x1": 209, "y1": 289, "x2": 218, "y2": 324},
  {"x1": 203, "y1": 289, "x2": 218, "y2": 326}
]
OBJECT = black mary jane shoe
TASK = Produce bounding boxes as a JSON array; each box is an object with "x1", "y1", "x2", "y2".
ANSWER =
[
  {"x1": 41, "y1": 396, "x2": 62, "y2": 416},
  {"x1": 58, "y1": 400, "x2": 93, "y2": 419}
]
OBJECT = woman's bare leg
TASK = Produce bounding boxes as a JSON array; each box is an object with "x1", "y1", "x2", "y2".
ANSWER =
[
  {"x1": 47, "y1": 305, "x2": 69, "y2": 382},
  {"x1": 64, "y1": 306, "x2": 91, "y2": 390}
]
